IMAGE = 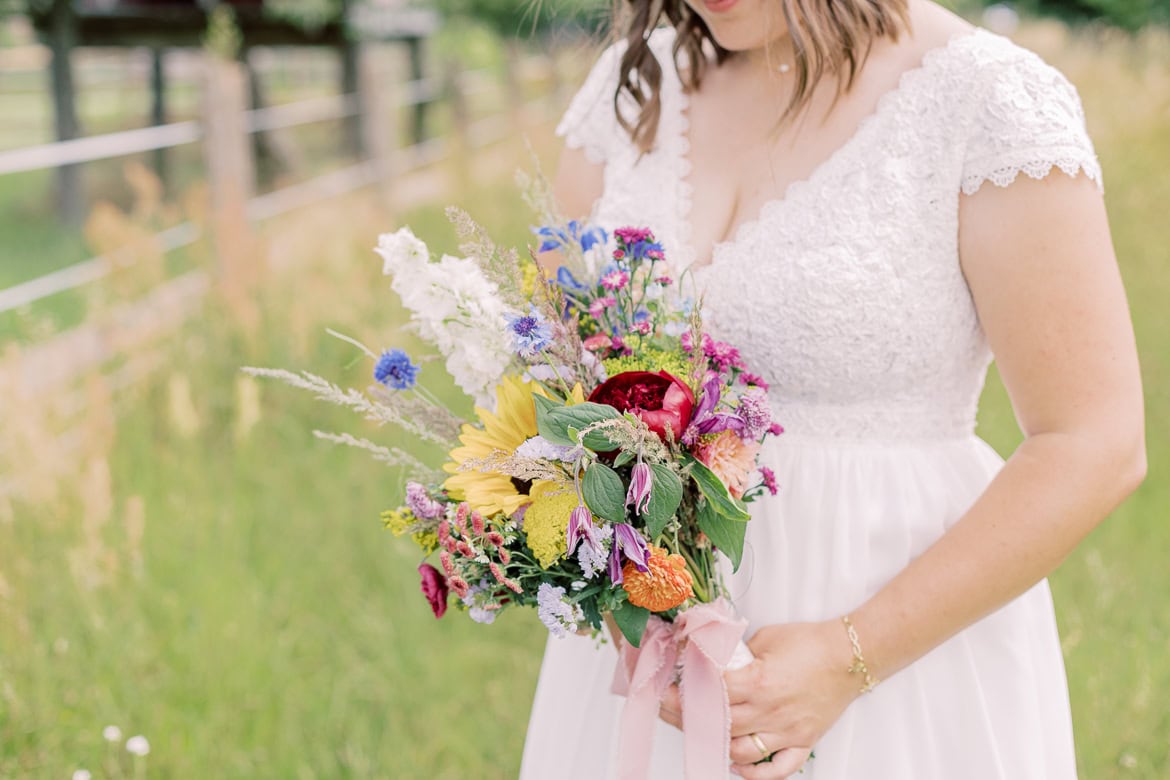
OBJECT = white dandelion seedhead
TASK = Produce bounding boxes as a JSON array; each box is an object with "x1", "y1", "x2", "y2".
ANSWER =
[
  {"x1": 125, "y1": 735, "x2": 150, "y2": 756},
  {"x1": 102, "y1": 725, "x2": 122, "y2": 743},
  {"x1": 72, "y1": 770, "x2": 92, "y2": 780}
]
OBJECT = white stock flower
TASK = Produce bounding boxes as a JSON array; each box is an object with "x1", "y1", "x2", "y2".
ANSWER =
[
  {"x1": 375, "y1": 227, "x2": 429, "y2": 277},
  {"x1": 102, "y1": 725, "x2": 122, "y2": 743},
  {"x1": 376, "y1": 232, "x2": 513, "y2": 407},
  {"x1": 125, "y1": 735, "x2": 150, "y2": 756}
]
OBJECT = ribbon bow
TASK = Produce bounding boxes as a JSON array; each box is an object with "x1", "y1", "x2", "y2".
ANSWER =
[{"x1": 611, "y1": 598, "x2": 750, "y2": 780}]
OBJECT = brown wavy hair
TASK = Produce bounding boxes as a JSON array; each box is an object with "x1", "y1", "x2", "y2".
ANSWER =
[{"x1": 613, "y1": 0, "x2": 911, "y2": 152}]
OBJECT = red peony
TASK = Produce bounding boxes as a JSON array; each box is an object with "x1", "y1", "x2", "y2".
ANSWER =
[
  {"x1": 588, "y1": 371, "x2": 695, "y2": 441},
  {"x1": 418, "y1": 562, "x2": 449, "y2": 618}
]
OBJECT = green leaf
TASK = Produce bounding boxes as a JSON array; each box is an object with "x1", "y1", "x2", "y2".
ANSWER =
[
  {"x1": 579, "y1": 593, "x2": 603, "y2": 631},
  {"x1": 534, "y1": 394, "x2": 574, "y2": 446},
  {"x1": 611, "y1": 600, "x2": 651, "y2": 648},
  {"x1": 697, "y1": 499, "x2": 748, "y2": 572},
  {"x1": 579, "y1": 428, "x2": 620, "y2": 452},
  {"x1": 642, "y1": 464, "x2": 683, "y2": 539},
  {"x1": 686, "y1": 456, "x2": 751, "y2": 522},
  {"x1": 547, "y1": 402, "x2": 622, "y2": 451},
  {"x1": 581, "y1": 462, "x2": 627, "y2": 523},
  {"x1": 612, "y1": 450, "x2": 636, "y2": 469}
]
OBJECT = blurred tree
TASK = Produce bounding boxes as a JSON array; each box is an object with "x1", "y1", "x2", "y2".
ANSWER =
[
  {"x1": 1006, "y1": 0, "x2": 1169, "y2": 30},
  {"x1": 959, "y1": 0, "x2": 1166, "y2": 32}
]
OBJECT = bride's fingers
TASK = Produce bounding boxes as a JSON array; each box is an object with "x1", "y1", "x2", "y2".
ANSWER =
[
  {"x1": 658, "y1": 683, "x2": 682, "y2": 730},
  {"x1": 657, "y1": 703, "x2": 682, "y2": 730},
  {"x1": 729, "y1": 703, "x2": 764, "y2": 737},
  {"x1": 728, "y1": 732, "x2": 784, "y2": 766},
  {"x1": 730, "y1": 743, "x2": 814, "y2": 780},
  {"x1": 731, "y1": 746, "x2": 812, "y2": 779},
  {"x1": 660, "y1": 683, "x2": 681, "y2": 715}
]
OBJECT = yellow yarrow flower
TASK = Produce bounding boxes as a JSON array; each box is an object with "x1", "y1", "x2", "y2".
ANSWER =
[
  {"x1": 603, "y1": 347, "x2": 692, "y2": 380},
  {"x1": 382, "y1": 507, "x2": 439, "y2": 554},
  {"x1": 381, "y1": 507, "x2": 415, "y2": 536},
  {"x1": 412, "y1": 530, "x2": 439, "y2": 555},
  {"x1": 520, "y1": 262, "x2": 542, "y2": 299},
  {"x1": 523, "y1": 481, "x2": 578, "y2": 568}
]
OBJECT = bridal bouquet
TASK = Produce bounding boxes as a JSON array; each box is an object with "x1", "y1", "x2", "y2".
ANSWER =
[{"x1": 247, "y1": 190, "x2": 783, "y2": 778}]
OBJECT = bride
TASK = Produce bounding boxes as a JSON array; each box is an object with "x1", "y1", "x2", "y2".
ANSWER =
[{"x1": 522, "y1": 0, "x2": 1145, "y2": 778}]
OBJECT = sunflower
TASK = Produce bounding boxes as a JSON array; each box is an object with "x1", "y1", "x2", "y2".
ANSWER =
[{"x1": 443, "y1": 375, "x2": 585, "y2": 516}]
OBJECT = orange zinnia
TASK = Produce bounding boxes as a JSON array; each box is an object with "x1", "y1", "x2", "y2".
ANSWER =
[{"x1": 622, "y1": 546, "x2": 695, "y2": 611}]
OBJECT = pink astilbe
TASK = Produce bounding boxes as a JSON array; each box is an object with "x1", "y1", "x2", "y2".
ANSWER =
[
  {"x1": 448, "y1": 576, "x2": 470, "y2": 598},
  {"x1": 489, "y1": 561, "x2": 523, "y2": 594},
  {"x1": 439, "y1": 549, "x2": 456, "y2": 578}
]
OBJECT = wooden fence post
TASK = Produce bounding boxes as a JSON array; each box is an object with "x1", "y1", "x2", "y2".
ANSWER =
[
  {"x1": 406, "y1": 36, "x2": 427, "y2": 146},
  {"x1": 200, "y1": 55, "x2": 257, "y2": 286},
  {"x1": 150, "y1": 47, "x2": 169, "y2": 194},
  {"x1": 46, "y1": 0, "x2": 82, "y2": 226},
  {"x1": 359, "y1": 46, "x2": 392, "y2": 206},
  {"x1": 443, "y1": 59, "x2": 470, "y2": 190}
]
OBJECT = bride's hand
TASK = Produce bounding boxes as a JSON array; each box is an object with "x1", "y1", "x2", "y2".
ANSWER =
[
  {"x1": 659, "y1": 620, "x2": 860, "y2": 778},
  {"x1": 727, "y1": 621, "x2": 859, "y2": 778}
]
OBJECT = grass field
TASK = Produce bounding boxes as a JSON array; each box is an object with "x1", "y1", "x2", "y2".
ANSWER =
[{"x1": 1, "y1": 20, "x2": 1168, "y2": 780}]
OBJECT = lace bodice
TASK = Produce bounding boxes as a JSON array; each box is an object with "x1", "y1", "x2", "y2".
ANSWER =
[{"x1": 556, "y1": 27, "x2": 1102, "y2": 440}]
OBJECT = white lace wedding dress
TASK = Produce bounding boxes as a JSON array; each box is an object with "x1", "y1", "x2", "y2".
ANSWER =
[{"x1": 520, "y1": 25, "x2": 1100, "y2": 779}]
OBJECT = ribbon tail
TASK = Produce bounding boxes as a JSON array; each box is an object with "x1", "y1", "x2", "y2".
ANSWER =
[
  {"x1": 680, "y1": 642, "x2": 733, "y2": 780},
  {"x1": 613, "y1": 620, "x2": 678, "y2": 780},
  {"x1": 675, "y1": 599, "x2": 750, "y2": 780}
]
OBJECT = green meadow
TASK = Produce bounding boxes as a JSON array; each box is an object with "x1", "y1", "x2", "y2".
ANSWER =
[{"x1": 1, "y1": 21, "x2": 1167, "y2": 780}]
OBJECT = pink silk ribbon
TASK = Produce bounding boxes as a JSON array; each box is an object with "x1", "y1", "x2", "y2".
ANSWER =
[{"x1": 611, "y1": 598, "x2": 750, "y2": 780}]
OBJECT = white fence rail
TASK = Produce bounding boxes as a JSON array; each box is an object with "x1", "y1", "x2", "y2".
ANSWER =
[{"x1": 0, "y1": 63, "x2": 550, "y2": 316}]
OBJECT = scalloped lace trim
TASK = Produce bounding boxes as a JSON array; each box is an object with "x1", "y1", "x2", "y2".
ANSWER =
[
  {"x1": 671, "y1": 27, "x2": 986, "y2": 271},
  {"x1": 556, "y1": 118, "x2": 608, "y2": 166},
  {"x1": 960, "y1": 155, "x2": 1103, "y2": 195}
]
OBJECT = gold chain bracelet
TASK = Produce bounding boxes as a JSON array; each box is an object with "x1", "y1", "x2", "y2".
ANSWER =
[{"x1": 841, "y1": 615, "x2": 880, "y2": 694}]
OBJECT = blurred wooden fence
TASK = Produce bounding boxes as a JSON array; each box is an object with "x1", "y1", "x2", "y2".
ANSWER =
[
  {"x1": 0, "y1": 48, "x2": 568, "y2": 499},
  {"x1": 0, "y1": 50, "x2": 564, "y2": 380}
]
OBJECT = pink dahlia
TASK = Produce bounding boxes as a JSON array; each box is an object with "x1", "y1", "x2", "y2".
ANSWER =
[{"x1": 694, "y1": 429, "x2": 761, "y2": 499}]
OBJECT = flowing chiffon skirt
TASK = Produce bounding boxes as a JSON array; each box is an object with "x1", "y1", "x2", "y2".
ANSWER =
[{"x1": 519, "y1": 434, "x2": 1077, "y2": 779}]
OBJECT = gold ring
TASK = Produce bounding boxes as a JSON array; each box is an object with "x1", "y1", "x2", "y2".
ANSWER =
[{"x1": 750, "y1": 732, "x2": 770, "y2": 760}]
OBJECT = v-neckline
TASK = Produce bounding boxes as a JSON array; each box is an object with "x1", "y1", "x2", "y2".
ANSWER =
[{"x1": 677, "y1": 26, "x2": 984, "y2": 274}]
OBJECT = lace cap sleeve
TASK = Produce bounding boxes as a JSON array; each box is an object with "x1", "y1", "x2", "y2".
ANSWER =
[
  {"x1": 961, "y1": 46, "x2": 1103, "y2": 195},
  {"x1": 555, "y1": 40, "x2": 628, "y2": 165}
]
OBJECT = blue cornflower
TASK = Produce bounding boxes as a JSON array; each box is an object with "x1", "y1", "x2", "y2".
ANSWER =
[
  {"x1": 373, "y1": 349, "x2": 419, "y2": 390},
  {"x1": 506, "y1": 307, "x2": 554, "y2": 359}
]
